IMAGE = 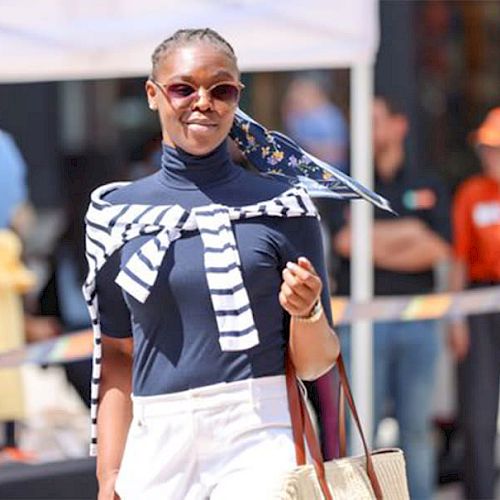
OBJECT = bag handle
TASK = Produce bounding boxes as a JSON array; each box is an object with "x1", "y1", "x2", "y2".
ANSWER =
[
  {"x1": 285, "y1": 353, "x2": 383, "y2": 500},
  {"x1": 285, "y1": 355, "x2": 333, "y2": 500},
  {"x1": 336, "y1": 354, "x2": 383, "y2": 497}
]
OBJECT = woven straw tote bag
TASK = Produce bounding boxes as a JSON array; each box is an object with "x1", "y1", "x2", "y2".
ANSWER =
[{"x1": 278, "y1": 354, "x2": 410, "y2": 500}]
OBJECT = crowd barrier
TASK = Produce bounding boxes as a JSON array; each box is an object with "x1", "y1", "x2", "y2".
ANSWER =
[{"x1": 0, "y1": 286, "x2": 499, "y2": 368}]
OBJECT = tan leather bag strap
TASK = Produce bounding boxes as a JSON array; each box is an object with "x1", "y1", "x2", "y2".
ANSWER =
[
  {"x1": 336, "y1": 354, "x2": 383, "y2": 498},
  {"x1": 285, "y1": 353, "x2": 383, "y2": 500},
  {"x1": 286, "y1": 355, "x2": 332, "y2": 500}
]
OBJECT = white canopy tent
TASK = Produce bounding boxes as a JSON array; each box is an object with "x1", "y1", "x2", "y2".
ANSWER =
[
  {"x1": 0, "y1": 0, "x2": 378, "y2": 452},
  {"x1": 0, "y1": 0, "x2": 377, "y2": 80}
]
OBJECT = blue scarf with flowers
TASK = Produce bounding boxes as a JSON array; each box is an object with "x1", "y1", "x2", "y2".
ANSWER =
[{"x1": 230, "y1": 108, "x2": 393, "y2": 213}]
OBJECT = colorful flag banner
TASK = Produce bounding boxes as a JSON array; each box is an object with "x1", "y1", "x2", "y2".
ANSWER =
[
  {"x1": 1, "y1": 286, "x2": 499, "y2": 368},
  {"x1": 331, "y1": 286, "x2": 500, "y2": 326}
]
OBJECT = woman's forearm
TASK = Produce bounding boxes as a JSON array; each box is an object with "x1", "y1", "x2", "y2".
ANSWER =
[
  {"x1": 96, "y1": 337, "x2": 133, "y2": 488},
  {"x1": 289, "y1": 312, "x2": 339, "y2": 381},
  {"x1": 280, "y1": 257, "x2": 340, "y2": 380}
]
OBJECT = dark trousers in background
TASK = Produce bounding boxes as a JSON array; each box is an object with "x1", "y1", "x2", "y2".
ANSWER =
[
  {"x1": 2, "y1": 421, "x2": 16, "y2": 448},
  {"x1": 458, "y1": 311, "x2": 500, "y2": 500}
]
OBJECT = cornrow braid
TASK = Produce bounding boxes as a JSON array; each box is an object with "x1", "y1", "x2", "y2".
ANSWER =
[{"x1": 151, "y1": 28, "x2": 238, "y2": 78}]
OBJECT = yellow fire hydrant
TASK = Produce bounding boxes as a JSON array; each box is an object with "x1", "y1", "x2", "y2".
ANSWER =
[{"x1": 0, "y1": 229, "x2": 36, "y2": 421}]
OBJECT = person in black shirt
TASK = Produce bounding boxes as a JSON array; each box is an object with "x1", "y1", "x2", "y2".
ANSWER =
[{"x1": 326, "y1": 96, "x2": 451, "y2": 500}]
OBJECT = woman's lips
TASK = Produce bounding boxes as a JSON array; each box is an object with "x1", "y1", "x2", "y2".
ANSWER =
[
  {"x1": 185, "y1": 121, "x2": 217, "y2": 126},
  {"x1": 184, "y1": 121, "x2": 218, "y2": 132}
]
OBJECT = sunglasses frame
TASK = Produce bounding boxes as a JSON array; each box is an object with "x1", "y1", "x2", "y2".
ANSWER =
[{"x1": 151, "y1": 79, "x2": 245, "y2": 108}]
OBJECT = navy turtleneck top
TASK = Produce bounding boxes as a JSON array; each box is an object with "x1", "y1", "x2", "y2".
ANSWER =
[{"x1": 96, "y1": 140, "x2": 332, "y2": 396}]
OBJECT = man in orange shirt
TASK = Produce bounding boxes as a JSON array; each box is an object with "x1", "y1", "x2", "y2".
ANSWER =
[{"x1": 449, "y1": 107, "x2": 500, "y2": 500}]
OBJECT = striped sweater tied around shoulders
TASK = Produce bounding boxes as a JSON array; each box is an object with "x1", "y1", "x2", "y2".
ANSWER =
[{"x1": 83, "y1": 181, "x2": 318, "y2": 455}]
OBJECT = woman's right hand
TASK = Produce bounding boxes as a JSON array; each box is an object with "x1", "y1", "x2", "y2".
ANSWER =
[{"x1": 98, "y1": 470, "x2": 120, "y2": 500}]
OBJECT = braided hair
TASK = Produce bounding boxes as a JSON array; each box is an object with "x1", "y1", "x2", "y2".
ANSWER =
[{"x1": 151, "y1": 28, "x2": 238, "y2": 78}]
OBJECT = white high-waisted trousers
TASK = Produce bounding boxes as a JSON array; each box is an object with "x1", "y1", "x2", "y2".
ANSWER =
[{"x1": 114, "y1": 375, "x2": 296, "y2": 500}]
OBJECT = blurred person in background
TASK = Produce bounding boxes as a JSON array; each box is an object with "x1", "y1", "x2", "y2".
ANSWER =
[
  {"x1": 0, "y1": 129, "x2": 34, "y2": 454},
  {"x1": 327, "y1": 96, "x2": 451, "y2": 500},
  {"x1": 0, "y1": 129, "x2": 60, "y2": 455},
  {"x1": 0, "y1": 230, "x2": 35, "y2": 458},
  {"x1": 282, "y1": 74, "x2": 349, "y2": 287},
  {"x1": 282, "y1": 73, "x2": 348, "y2": 173},
  {"x1": 448, "y1": 107, "x2": 500, "y2": 500},
  {"x1": 37, "y1": 153, "x2": 112, "y2": 410},
  {"x1": 0, "y1": 129, "x2": 31, "y2": 234}
]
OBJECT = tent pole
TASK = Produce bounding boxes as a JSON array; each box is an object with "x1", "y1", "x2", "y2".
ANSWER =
[{"x1": 349, "y1": 63, "x2": 374, "y2": 453}]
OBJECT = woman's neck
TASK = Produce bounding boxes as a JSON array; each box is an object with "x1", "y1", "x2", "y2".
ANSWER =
[{"x1": 159, "y1": 139, "x2": 236, "y2": 189}]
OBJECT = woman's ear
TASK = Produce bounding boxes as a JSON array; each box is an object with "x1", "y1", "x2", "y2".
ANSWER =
[{"x1": 145, "y1": 80, "x2": 158, "y2": 110}]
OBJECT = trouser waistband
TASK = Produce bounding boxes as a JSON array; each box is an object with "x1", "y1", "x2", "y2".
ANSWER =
[{"x1": 131, "y1": 375, "x2": 288, "y2": 417}]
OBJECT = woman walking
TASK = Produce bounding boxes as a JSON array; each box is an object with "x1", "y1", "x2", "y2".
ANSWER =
[{"x1": 84, "y1": 28, "x2": 340, "y2": 500}]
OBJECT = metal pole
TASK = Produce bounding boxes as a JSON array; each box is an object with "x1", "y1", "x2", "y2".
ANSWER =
[{"x1": 350, "y1": 63, "x2": 374, "y2": 454}]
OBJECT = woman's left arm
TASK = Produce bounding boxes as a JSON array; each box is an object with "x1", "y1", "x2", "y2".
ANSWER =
[{"x1": 279, "y1": 219, "x2": 340, "y2": 380}]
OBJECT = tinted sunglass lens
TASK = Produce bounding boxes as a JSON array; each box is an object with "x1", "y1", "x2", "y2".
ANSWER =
[
  {"x1": 167, "y1": 83, "x2": 196, "y2": 99},
  {"x1": 211, "y1": 84, "x2": 239, "y2": 103}
]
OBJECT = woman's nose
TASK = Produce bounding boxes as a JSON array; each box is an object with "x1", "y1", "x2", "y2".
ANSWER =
[{"x1": 192, "y1": 88, "x2": 213, "y2": 111}]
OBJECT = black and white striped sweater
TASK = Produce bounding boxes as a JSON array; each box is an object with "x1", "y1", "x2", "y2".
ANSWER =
[{"x1": 83, "y1": 181, "x2": 318, "y2": 455}]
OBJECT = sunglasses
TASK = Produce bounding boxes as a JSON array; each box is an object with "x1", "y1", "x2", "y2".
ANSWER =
[{"x1": 152, "y1": 79, "x2": 244, "y2": 107}]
